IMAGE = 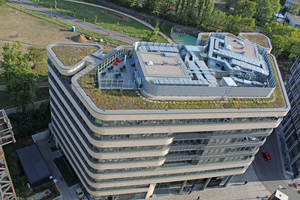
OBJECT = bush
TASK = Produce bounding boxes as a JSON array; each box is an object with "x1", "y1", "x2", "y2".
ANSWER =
[{"x1": 9, "y1": 101, "x2": 51, "y2": 140}]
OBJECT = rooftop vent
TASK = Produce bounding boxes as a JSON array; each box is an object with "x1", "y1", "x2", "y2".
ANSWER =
[
  {"x1": 163, "y1": 61, "x2": 168, "y2": 65},
  {"x1": 146, "y1": 61, "x2": 153, "y2": 65}
]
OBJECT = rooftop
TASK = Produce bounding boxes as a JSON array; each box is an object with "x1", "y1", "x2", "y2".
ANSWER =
[
  {"x1": 141, "y1": 53, "x2": 186, "y2": 76},
  {"x1": 78, "y1": 55, "x2": 285, "y2": 110},
  {"x1": 286, "y1": 13, "x2": 300, "y2": 26},
  {"x1": 47, "y1": 33, "x2": 287, "y2": 111}
]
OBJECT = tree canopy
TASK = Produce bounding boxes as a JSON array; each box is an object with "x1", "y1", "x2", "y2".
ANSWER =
[
  {"x1": 1, "y1": 41, "x2": 38, "y2": 112},
  {"x1": 27, "y1": 46, "x2": 47, "y2": 69},
  {"x1": 261, "y1": 22, "x2": 300, "y2": 61}
]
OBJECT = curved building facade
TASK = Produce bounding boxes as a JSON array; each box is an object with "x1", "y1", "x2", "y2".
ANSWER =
[{"x1": 47, "y1": 33, "x2": 289, "y2": 200}]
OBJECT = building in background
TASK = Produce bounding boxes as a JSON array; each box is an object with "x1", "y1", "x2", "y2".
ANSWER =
[
  {"x1": 281, "y1": 56, "x2": 300, "y2": 179},
  {"x1": 47, "y1": 32, "x2": 289, "y2": 200},
  {"x1": 283, "y1": 0, "x2": 300, "y2": 10},
  {"x1": 0, "y1": 109, "x2": 17, "y2": 200}
]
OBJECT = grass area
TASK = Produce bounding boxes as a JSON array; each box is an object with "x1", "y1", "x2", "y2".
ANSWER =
[
  {"x1": 36, "y1": 72, "x2": 49, "y2": 83},
  {"x1": 78, "y1": 56, "x2": 285, "y2": 110},
  {"x1": 36, "y1": 87, "x2": 50, "y2": 101},
  {"x1": 0, "y1": 88, "x2": 49, "y2": 109},
  {"x1": 52, "y1": 45, "x2": 98, "y2": 66},
  {"x1": 6, "y1": 2, "x2": 129, "y2": 46},
  {"x1": 0, "y1": 4, "x2": 70, "y2": 47},
  {"x1": 28, "y1": 0, "x2": 166, "y2": 42},
  {"x1": 240, "y1": 34, "x2": 269, "y2": 48},
  {"x1": 3, "y1": 138, "x2": 59, "y2": 199},
  {"x1": 53, "y1": 156, "x2": 78, "y2": 187}
]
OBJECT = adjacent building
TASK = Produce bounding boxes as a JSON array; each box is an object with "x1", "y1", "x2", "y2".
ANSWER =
[
  {"x1": 281, "y1": 56, "x2": 300, "y2": 179},
  {"x1": 47, "y1": 32, "x2": 290, "y2": 200},
  {"x1": 284, "y1": 12, "x2": 300, "y2": 28}
]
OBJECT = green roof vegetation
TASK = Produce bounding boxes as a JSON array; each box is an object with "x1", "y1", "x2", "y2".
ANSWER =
[
  {"x1": 78, "y1": 54, "x2": 285, "y2": 110},
  {"x1": 52, "y1": 45, "x2": 98, "y2": 66},
  {"x1": 241, "y1": 34, "x2": 269, "y2": 48}
]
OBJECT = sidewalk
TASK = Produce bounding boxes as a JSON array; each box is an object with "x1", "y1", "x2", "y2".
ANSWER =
[
  {"x1": 152, "y1": 165, "x2": 270, "y2": 200},
  {"x1": 35, "y1": 137, "x2": 75, "y2": 200}
]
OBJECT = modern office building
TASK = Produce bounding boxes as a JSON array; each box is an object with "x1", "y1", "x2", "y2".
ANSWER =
[
  {"x1": 47, "y1": 32, "x2": 290, "y2": 200},
  {"x1": 281, "y1": 56, "x2": 300, "y2": 179},
  {"x1": 0, "y1": 109, "x2": 17, "y2": 200}
]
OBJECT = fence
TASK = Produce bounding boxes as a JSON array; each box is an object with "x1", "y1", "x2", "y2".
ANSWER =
[{"x1": 99, "y1": 79, "x2": 139, "y2": 90}]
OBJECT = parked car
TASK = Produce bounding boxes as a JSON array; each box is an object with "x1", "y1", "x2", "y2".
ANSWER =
[
  {"x1": 262, "y1": 151, "x2": 271, "y2": 161},
  {"x1": 76, "y1": 188, "x2": 84, "y2": 200}
]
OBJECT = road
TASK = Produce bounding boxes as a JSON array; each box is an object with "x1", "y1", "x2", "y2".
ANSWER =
[
  {"x1": 253, "y1": 130, "x2": 300, "y2": 199},
  {"x1": 9, "y1": 0, "x2": 139, "y2": 44}
]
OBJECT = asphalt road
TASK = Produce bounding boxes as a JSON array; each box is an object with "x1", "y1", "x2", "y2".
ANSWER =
[
  {"x1": 10, "y1": 0, "x2": 139, "y2": 44},
  {"x1": 253, "y1": 130, "x2": 300, "y2": 199}
]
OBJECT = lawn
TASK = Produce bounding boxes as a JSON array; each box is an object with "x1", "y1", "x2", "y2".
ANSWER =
[
  {"x1": 28, "y1": 0, "x2": 166, "y2": 42},
  {"x1": 4, "y1": 2, "x2": 129, "y2": 47},
  {"x1": 0, "y1": 4, "x2": 72, "y2": 47}
]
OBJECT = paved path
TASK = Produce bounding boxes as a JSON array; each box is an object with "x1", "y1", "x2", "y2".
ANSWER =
[
  {"x1": 9, "y1": 0, "x2": 139, "y2": 44},
  {"x1": 36, "y1": 137, "x2": 74, "y2": 200},
  {"x1": 152, "y1": 164, "x2": 270, "y2": 200}
]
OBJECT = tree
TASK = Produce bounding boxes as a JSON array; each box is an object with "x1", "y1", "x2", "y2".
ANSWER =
[
  {"x1": 143, "y1": 0, "x2": 162, "y2": 15},
  {"x1": 268, "y1": 0, "x2": 281, "y2": 13},
  {"x1": 54, "y1": 0, "x2": 57, "y2": 9},
  {"x1": 27, "y1": 46, "x2": 47, "y2": 69},
  {"x1": 1, "y1": 41, "x2": 38, "y2": 113},
  {"x1": 142, "y1": 28, "x2": 159, "y2": 42},
  {"x1": 197, "y1": 0, "x2": 214, "y2": 27},
  {"x1": 261, "y1": 22, "x2": 300, "y2": 61},
  {"x1": 159, "y1": 0, "x2": 174, "y2": 17},
  {"x1": 289, "y1": 4, "x2": 300, "y2": 15},
  {"x1": 253, "y1": 0, "x2": 275, "y2": 26},
  {"x1": 234, "y1": 0, "x2": 257, "y2": 18}
]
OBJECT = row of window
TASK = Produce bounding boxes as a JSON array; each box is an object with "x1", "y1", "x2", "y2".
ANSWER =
[
  {"x1": 98, "y1": 116, "x2": 281, "y2": 127},
  {"x1": 92, "y1": 156, "x2": 163, "y2": 163},
  {"x1": 94, "y1": 145, "x2": 167, "y2": 152},
  {"x1": 98, "y1": 166, "x2": 156, "y2": 173},
  {"x1": 167, "y1": 146, "x2": 258, "y2": 157},
  {"x1": 91, "y1": 167, "x2": 244, "y2": 183},
  {"x1": 164, "y1": 155, "x2": 251, "y2": 167},
  {"x1": 107, "y1": 133, "x2": 172, "y2": 140}
]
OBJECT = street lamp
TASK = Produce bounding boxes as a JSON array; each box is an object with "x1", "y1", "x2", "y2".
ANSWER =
[{"x1": 53, "y1": 179, "x2": 58, "y2": 193}]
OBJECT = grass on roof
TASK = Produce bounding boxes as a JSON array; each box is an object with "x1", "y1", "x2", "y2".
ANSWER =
[
  {"x1": 78, "y1": 56, "x2": 285, "y2": 110},
  {"x1": 52, "y1": 45, "x2": 98, "y2": 66},
  {"x1": 241, "y1": 34, "x2": 269, "y2": 48}
]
